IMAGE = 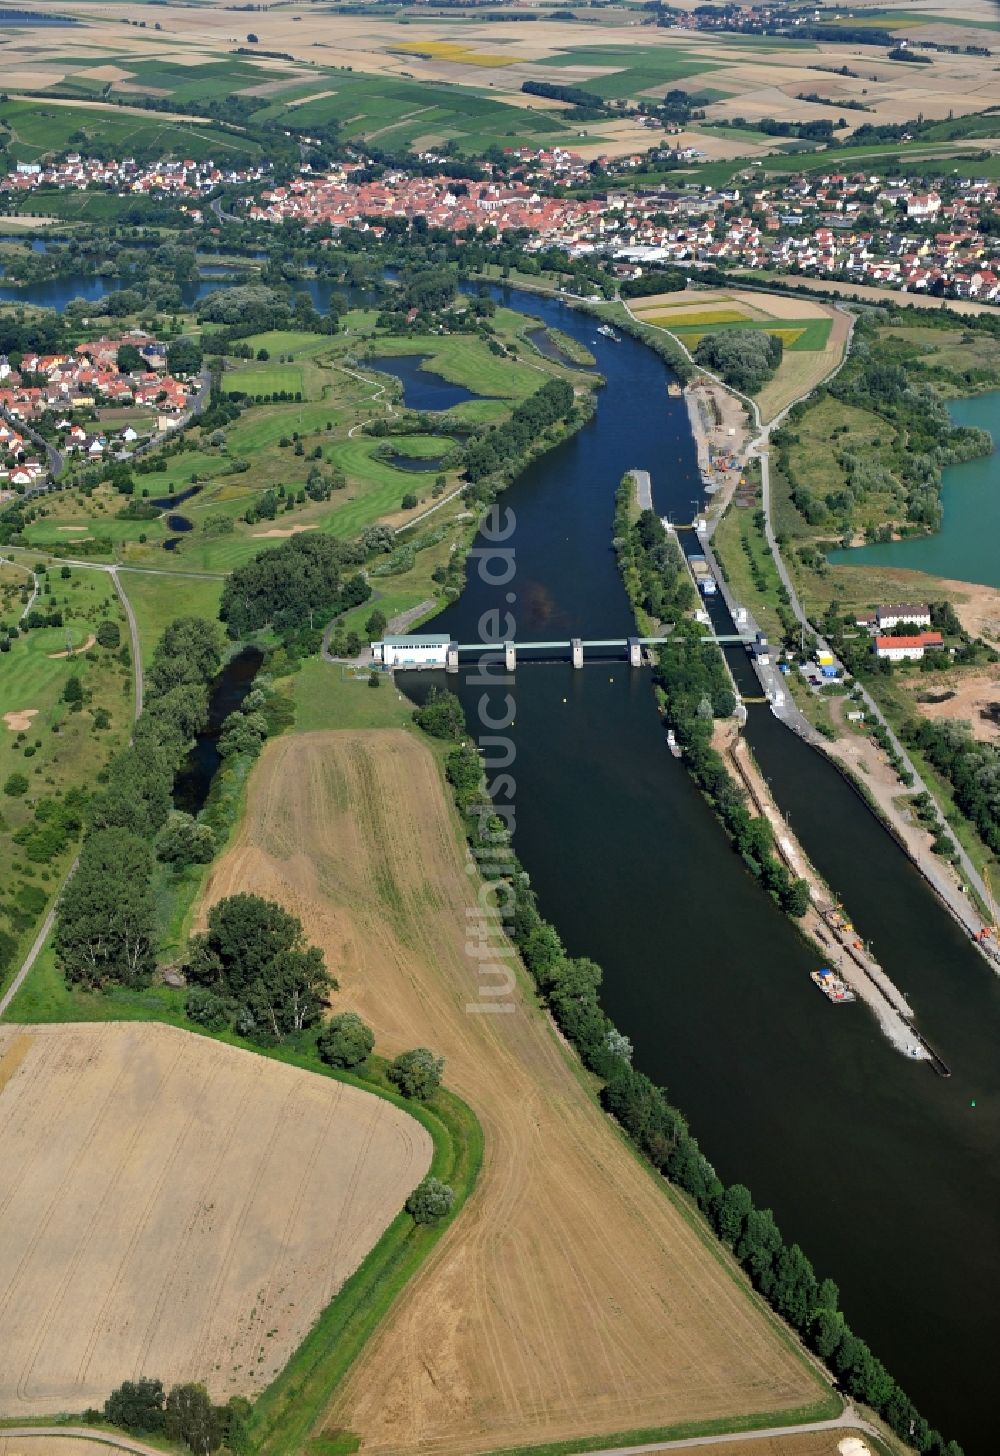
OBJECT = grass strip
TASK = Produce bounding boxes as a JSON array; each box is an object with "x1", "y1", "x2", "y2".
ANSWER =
[{"x1": 249, "y1": 1076, "x2": 482, "y2": 1456}]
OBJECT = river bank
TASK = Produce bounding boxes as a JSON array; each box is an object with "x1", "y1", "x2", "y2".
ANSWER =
[{"x1": 718, "y1": 719, "x2": 930, "y2": 1059}]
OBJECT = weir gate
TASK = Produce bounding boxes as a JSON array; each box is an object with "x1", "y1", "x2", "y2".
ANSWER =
[{"x1": 443, "y1": 635, "x2": 746, "y2": 671}]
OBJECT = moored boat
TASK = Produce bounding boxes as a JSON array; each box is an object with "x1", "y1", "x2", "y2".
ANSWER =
[{"x1": 811, "y1": 968, "x2": 856, "y2": 1003}]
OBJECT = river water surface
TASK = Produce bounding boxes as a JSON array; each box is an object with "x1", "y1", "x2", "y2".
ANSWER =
[
  {"x1": 400, "y1": 287, "x2": 999, "y2": 1454},
  {"x1": 10, "y1": 259, "x2": 998, "y2": 1447}
]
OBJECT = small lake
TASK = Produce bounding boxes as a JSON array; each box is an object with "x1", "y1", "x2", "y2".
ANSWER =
[
  {"x1": 173, "y1": 646, "x2": 263, "y2": 814},
  {"x1": 367, "y1": 354, "x2": 484, "y2": 411},
  {"x1": 0, "y1": 275, "x2": 116, "y2": 310},
  {"x1": 0, "y1": 269, "x2": 382, "y2": 315},
  {"x1": 0, "y1": 236, "x2": 52, "y2": 252},
  {"x1": 828, "y1": 392, "x2": 1000, "y2": 588},
  {"x1": 149, "y1": 484, "x2": 202, "y2": 511},
  {"x1": 391, "y1": 454, "x2": 446, "y2": 473}
]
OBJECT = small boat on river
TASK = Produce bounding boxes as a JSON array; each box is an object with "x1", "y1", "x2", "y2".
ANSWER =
[{"x1": 597, "y1": 324, "x2": 621, "y2": 341}]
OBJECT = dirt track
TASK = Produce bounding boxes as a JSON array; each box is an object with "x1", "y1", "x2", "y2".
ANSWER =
[
  {"x1": 202, "y1": 730, "x2": 824, "y2": 1456},
  {"x1": 0, "y1": 1022, "x2": 430, "y2": 1417}
]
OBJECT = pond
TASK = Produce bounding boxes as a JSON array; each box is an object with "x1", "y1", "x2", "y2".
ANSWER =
[
  {"x1": 148, "y1": 484, "x2": 202, "y2": 511},
  {"x1": 828, "y1": 392, "x2": 1000, "y2": 588},
  {"x1": 365, "y1": 354, "x2": 486, "y2": 411},
  {"x1": 173, "y1": 647, "x2": 263, "y2": 814},
  {"x1": 390, "y1": 453, "x2": 446, "y2": 473}
]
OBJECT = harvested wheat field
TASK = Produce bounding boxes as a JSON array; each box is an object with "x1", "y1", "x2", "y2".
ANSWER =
[
  {"x1": 202, "y1": 729, "x2": 826, "y2": 1456},
  {"x1": 0, "y1": 1022, "x2": 431, "y2": 1418}
]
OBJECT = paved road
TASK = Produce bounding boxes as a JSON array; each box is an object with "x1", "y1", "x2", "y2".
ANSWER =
[
  {"x1": 210, "y1": 195, "x2": 243, "y2": 226},
  {"x1": 0, "y1": 553, "x2": 39, "y2": 621},
  {"x1": 0, "y1": 1429, "x2": 166, "y2": 1456},
  {"x1": 109, "y1": 566, "x2": 143, "y2": 719},
  {"x1": 0, "y1": 856, "x2": 78, "y2": 1018},
  {"x1": 580, "y1": 1408, "x2": 876, "y2": 1456},
  {"x1": 757, "y1": 444, "x2": 991, "y2": 928},
  {"x1": 0, "y1": 1411, "x2": 877, "y2": 1456},
  {"x1": 0, "y1": 405, "x2": 64, "y2": 479}
]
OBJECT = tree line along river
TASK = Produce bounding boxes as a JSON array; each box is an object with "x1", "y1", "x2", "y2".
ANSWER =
[
  {"x1": 401, "y1": 285, "x2": 1000, "y2": 1456},
  {"x1": 7, "y1": 259, "x2": 998, "y2": 1449}
]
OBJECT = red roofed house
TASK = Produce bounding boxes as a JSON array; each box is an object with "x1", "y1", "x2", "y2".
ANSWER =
[{"x1": 874, "y1": 632, "x2": 944, "y2": 662}]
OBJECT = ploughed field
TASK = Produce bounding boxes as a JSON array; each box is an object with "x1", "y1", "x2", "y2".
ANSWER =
[
  {"x1": 0, "y1": 1022, "x2": 431, "y2": 1417},
  {"x1": 202, "y1": 729, "x2": 824, "y2": 1456}
]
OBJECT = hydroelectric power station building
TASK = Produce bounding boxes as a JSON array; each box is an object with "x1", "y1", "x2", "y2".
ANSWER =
[{"x1": 371, "y1": 634, "x2": 453, "y2": 669}]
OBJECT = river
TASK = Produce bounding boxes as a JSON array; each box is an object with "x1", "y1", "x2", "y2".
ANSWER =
[
  {"x1": 400, "y1": 286, "x2": 1000, "y2": 1455},
  {"x1": 6, "y1": 256, "x2": 997, "y2": 1447},
  {"x1": 828, "y1": 392, "x2": 1000, "y2": 587}
]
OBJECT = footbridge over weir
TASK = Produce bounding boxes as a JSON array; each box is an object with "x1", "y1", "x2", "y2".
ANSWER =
[{"x1": 444, "y1": 634, "x2": 746, "y2": 671}]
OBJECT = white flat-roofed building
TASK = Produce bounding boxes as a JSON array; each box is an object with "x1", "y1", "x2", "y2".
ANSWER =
[{"x1": 372, "y1": 634, "x2": 453, "y2": 668}]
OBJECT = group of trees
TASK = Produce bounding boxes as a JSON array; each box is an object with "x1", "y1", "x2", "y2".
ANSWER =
[
  {"x1": 98, "y1": 1377, "x2": 248, "y2": 1455},
  {"x1": 428, "y1": 695, "x2": 962, "y2": 1456},
  {"x1": 55, "y1": 618, "x2": 224, "y2": 990},
  {"x1": 185, "y1": 893, "x2": 334, "y2": 1043},
  {"x1": 694, "y1": 329, "x2": 783, "y2": 394},
  {"x1": 609, "y1": 483, "x2": 809, "y2": 919},
  {"x1": 613, "y1": 489, "x2": 695, "y2": 626},
  {"x1": 464, "y1": 377, "x2": 575, "y2": 484},
  {"x1": 650, "y1": 628, "x2": 809, "y2": 917},
  {"x1": 902, "y1": 719, "x2": 1000, "y2": 855},
  {"x1": 413, "y1": 686, "x2": 466, "y2": 741},
  {"x1": 220, "y1": 531, "x2": 370, "y2": 648}
]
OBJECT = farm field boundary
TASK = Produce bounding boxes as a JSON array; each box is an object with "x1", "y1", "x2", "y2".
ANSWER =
[
  {"x1": 0, "y1": 1022, "x2": 445, "y2": 1420},
  {"x1": 201, "y1": 728, "x2": 832, "y2": 1456}
]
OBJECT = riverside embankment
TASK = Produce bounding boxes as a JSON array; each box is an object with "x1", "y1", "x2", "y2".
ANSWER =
[
  {"x1": 409, "y1": 281, "x2": 999, "y2": 1455},
  {"x1": 661, "y1": 502, "x2": 929, "y2": 1061}
]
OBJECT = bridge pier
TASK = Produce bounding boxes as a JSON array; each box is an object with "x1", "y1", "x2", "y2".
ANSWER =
[
  {"x1": 571, "y1": 637, "x2": 583, "y2": 670},
  {"x1": 504, "y1": 640, "x2": 516, "y2": 672},
  {"x1": 627, "y1": 636, "x2": 642, "y2": 668},
  {"x1": 446, "y1": 644, "x2": 459, "y2": 674}
]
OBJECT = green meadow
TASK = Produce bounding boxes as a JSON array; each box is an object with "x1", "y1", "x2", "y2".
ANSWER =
[
  {"x1": 537, "y1": 44, "x2": 729, "y2": 99},
  {"x1": 120, "y1": 570, "x2": 225, "y2": 664},
  {"x1": 255, "y1": 72, "x2": 580, "y2": 155},
  {"x1": 0, "y1": 98, "x2": 261, "y2": 165}
]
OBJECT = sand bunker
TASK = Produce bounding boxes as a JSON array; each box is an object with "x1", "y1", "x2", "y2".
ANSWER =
[
  {"x1": 56, "y1": 526, "x2": 88, "y2": 533},
  {"x1": 4, "y1": 709, "x2": 38, "y2": 732},
  {"x1": 251, "y1": 524, "x2": 317, "y2": 538},
  {"x1": 838, "y1": 1439, "x2": 873, "y2": 1456},
  {"x1": 47, "y1": 635, "x2": 96, "y2": 659}
]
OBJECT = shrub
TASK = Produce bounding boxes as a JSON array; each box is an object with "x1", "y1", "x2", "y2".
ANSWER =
[
  {"x1": 406, "y1": 1176, "x2": 455, "y2": 1225},
  {"x1": 387, "y1": 1047, "x2": 444, "y2": 1101},
  {"x1": 317, "y1": 1011, "x2": 375, "y2": 1069}
]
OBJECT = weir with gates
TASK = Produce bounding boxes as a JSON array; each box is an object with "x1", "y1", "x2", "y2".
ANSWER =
[{"x1": 443, "y1": 633, "x2": 746, "y2": 671}]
